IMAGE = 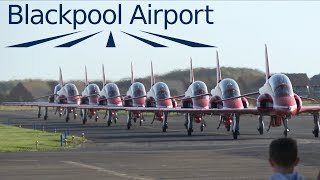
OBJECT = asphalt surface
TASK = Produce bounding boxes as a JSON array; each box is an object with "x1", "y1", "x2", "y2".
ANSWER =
[{"x1": 0, "y1": 110, "x2": 319, "y2": 180}]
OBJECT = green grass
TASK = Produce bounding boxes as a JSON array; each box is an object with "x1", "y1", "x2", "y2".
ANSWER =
[
  {"x1": 0, "y1": 124, "x2": 84, "y2": 152},
  {"x1": 0, "y1": 105, "x2": 37, "y2": 111}
]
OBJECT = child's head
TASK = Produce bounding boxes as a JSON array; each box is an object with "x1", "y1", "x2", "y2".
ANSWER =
[{"x1": 269, "y1": 137, "x2": 299, "y2": 170}]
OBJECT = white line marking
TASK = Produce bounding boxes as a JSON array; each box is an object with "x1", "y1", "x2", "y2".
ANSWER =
[
  {"x1": 141, "y1": 125, "x2": 229, "y2": 135},
  {"x1": 7, "y1": 160, "x2": 38, "y2": 162},
  {"x1": 62, "y1": 161, "x2": 153, "y2": 180}
]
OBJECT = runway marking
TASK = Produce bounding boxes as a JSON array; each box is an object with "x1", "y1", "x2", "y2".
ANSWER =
[
  {"x1": 141, "y1": 125, "x2": 229, "y2": 135},
  {"x1": 62, "y1": 161, "x2": 154, "y2": 180},
  {"x1": 141, "y1": 125, "x2": 181, "y2": 132},
  {"x1": 6, "y1": 160, "x2": 38, "y2": 162}
]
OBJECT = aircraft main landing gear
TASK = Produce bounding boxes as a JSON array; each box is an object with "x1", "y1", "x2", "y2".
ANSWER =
[
  {"x1": 82, "y1": 109, "x2": 87, "y2": 124},
  {"x1": 232, "y1": 114, "x2": 240, "y2": 139},
  {"x1": 187, "y1": 113, "x2": 193, "y2": 136},
  {"x1": 127, "y1": 112, "x2": 132, "y2": 130},
  {"x1": 107, "y1": 110, "x2": 112, "y2": 127},
  {"x1": 37, "y1": 107, "x2": 41, "y2": 118},
  {"x1": 66, "y1": 109, "x2": 70, "y2": 122},
  {"x1": 43, "y1": 107, "x2": 48, "y2": 120},
  {"x1": 258, "y1": 115, "x2": 264, "y2": 135}
]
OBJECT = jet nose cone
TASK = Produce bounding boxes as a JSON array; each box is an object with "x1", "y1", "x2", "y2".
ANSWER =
[
  {"x1": 109, "y1": 97, "x2": 123, "y2": 106},
  {"x1": 133, "y1": 97, "x2": 146, "y2": 107},
  {"x1": 157, "y1": 99, "x2": 172, "y2": 108},
  {"x1": 89, "y1": 97, "x2": 99, "y2": 105},
  {"x1": 274, "y1": 96, "x2": 297, "y2": 115},
  {"x1": 274, "y1": 96, "x2": 296, "y2": 107},
  {"x1": 193, "y1": 98, "x2": 209, "y2": 108},
  {"x1": 68, "y1": 96, "x2": 80, "y2": 104},
  {"x1": 223, "y1": 98, "x2": 243, "y2": 109}
]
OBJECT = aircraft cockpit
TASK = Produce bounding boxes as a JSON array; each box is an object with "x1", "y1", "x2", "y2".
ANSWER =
[
  {"x1": 220, "y1": 79, "x2": 241, "y2": 99},
  {"x1": 86, "y1": 84, "x2": 100, "y2": 95},
  {"x1": 269, "y1": 74, "x2": 294, "y2": 97},
  {"x1": 54, "y1": 84, "x2": 62, "y2": 94},
  {"x1": 105, "y1": 83, "x2": 120, "y2": 97},
  {"x1": 65, "y1": 84, "x2": 79, "y2": 96},
  {"x1": 132, "y1": 82, "x2": 146, "y2": 97},
  {"x1": 155, "y1": 82, "x2": 170, "y2": 99},
  {"x1": 192, "y1": 81, "x2": 208, "y2": 96}
]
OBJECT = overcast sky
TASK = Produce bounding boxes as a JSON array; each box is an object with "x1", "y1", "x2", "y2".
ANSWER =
[{"x1": 1, "y1": 1, "x2": 320, "y2": 81}]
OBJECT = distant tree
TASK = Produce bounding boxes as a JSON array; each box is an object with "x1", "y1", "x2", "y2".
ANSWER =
[
  {"x1": 47, "y1": 80, "x2": 58, "y2": 93},
  {"x1": 0, "y1": 94, "x2": 7, "y2": 102},
  {"x1": 7, "y1": 82, "x2": 34, "y2": 102}
]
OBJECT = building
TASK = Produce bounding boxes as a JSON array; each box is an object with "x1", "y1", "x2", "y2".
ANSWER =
[
  {"x1": 285, "y1": 73, "x2": 310, "y2": 97},
  {"x1": 310, "y1": 74, "x2": 320, "y2": 97}
]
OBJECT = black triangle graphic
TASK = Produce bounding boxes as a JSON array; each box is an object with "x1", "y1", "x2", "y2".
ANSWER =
[{"x1": 106, "y1": 32, "x2": 116, "y2": 47}]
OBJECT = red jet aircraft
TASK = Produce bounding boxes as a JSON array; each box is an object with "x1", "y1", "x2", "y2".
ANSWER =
[
  {"x1": 4, "y1": 67, "x2": 81, "y2": 122},
  {"x1": 144, "y1": 61, "x2": 177, "y2": 132},
  {"x1": 123, "y1": 62, "x2": 147, "y2": 129},
  {"x1": 99, "y1": 64, "x2": 123, "y2": 126},
  {"x1": 180, "y1": 59, "x2": 210, "y2": 135},
  {"x1": 80, "y1": 66, "x2": 101, "y2": 124},
  {"x1": 209, "y1": 51, "x2": 250, "y2": 139},
  {"x1": 208, "y1": 45, "x2": 320, "y2": 138}
]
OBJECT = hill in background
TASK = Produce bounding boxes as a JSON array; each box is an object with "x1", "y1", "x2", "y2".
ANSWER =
[{"x1": 0, "y1": 67, "x2": 265, "y2": 102}]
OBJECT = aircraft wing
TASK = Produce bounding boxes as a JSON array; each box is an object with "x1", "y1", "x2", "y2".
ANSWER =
[
  {"x1": 125, "y1": 107, "x2": 260, "y2": 115},
  {"x1": 75, "y1": 105, "x2": 126, "y2": 110},
  {"x1": 299, "y1": 106, "x2": 320, "y2": 114}
]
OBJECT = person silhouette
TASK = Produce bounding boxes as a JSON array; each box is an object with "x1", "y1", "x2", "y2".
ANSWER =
[{"x1": 268, "y1": 137, "x2": 303, "y2": 180}]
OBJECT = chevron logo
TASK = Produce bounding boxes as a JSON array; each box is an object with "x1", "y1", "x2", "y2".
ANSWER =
[{"x1": 7, "y1": 30, "x2": 216, "y2": 48}]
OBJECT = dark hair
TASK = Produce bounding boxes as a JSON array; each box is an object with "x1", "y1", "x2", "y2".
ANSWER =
[{"x1": 269, "y1": 137, "x2": 298, "y2": 167}]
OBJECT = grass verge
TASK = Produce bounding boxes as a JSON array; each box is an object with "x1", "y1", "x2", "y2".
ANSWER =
[
  {"x1": 0, "y1": 105, "x2": 37, "y2": 111},
  {"x1": 0, "y1": 124, "x2": 84, "y2": 152}
]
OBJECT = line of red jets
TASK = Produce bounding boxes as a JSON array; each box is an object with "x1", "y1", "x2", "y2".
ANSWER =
[{"x1": 4, "y1": 45, "x2": 320, "y2": 139}]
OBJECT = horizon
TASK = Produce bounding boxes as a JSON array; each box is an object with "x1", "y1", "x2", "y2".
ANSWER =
[{"x1": 1, "y1": 66, "x2": 319, "y2": 82}]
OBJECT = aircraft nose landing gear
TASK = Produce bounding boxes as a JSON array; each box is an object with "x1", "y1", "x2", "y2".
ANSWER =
[
  {"x1": 312, "y1": 112, "x2": 320, "y2": 138},
  {"x1": 283, "y1": 116, "x2": 290, "y2": 137},
  {"x1": 162, "y1": 112, "x2": 169, "y2": 132}
]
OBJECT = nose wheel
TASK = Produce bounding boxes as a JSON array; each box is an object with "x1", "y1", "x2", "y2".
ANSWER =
[
  {"x1": 233, "y1": 130, "x2": 239, "y2": 139},
  {"x1": 95, "y1": 114, "x2": 99, "y2": 122},
  {"x1": 162, "y1": 112, "x2": 169, "y2": 132},
  {"x1": 162, "y1": 124, "x2": 168, "y2": 132},
  {"x1": 283, "y1": 117, "x2": 290, "y2": 137}
]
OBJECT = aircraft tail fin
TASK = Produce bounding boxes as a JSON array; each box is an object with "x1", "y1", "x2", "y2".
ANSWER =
[
  {"x1": 59, "y1": 67, "x2": 64, "y2": 86},
  {"x1": 190, "y1": 58, "x2": 194, "y2": 84},
  {"x1": 265, "y1": 44, "x2": 271, "y2": 80},
  {"x1": 131, "y1": 62, "x2": 134, "y2": 84},
  {"x1": 102, "y1": 64, "x2": 106, "y2": 86},
  {"x1": 216, "y1": 51, "x2": 222, "y2": 84},
  {"x1": 85, "y1": 66, "x2": 88, "y2": 87},
  {"x1": 151, "y1": 61, "x2": 155, "y2": 87}
]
